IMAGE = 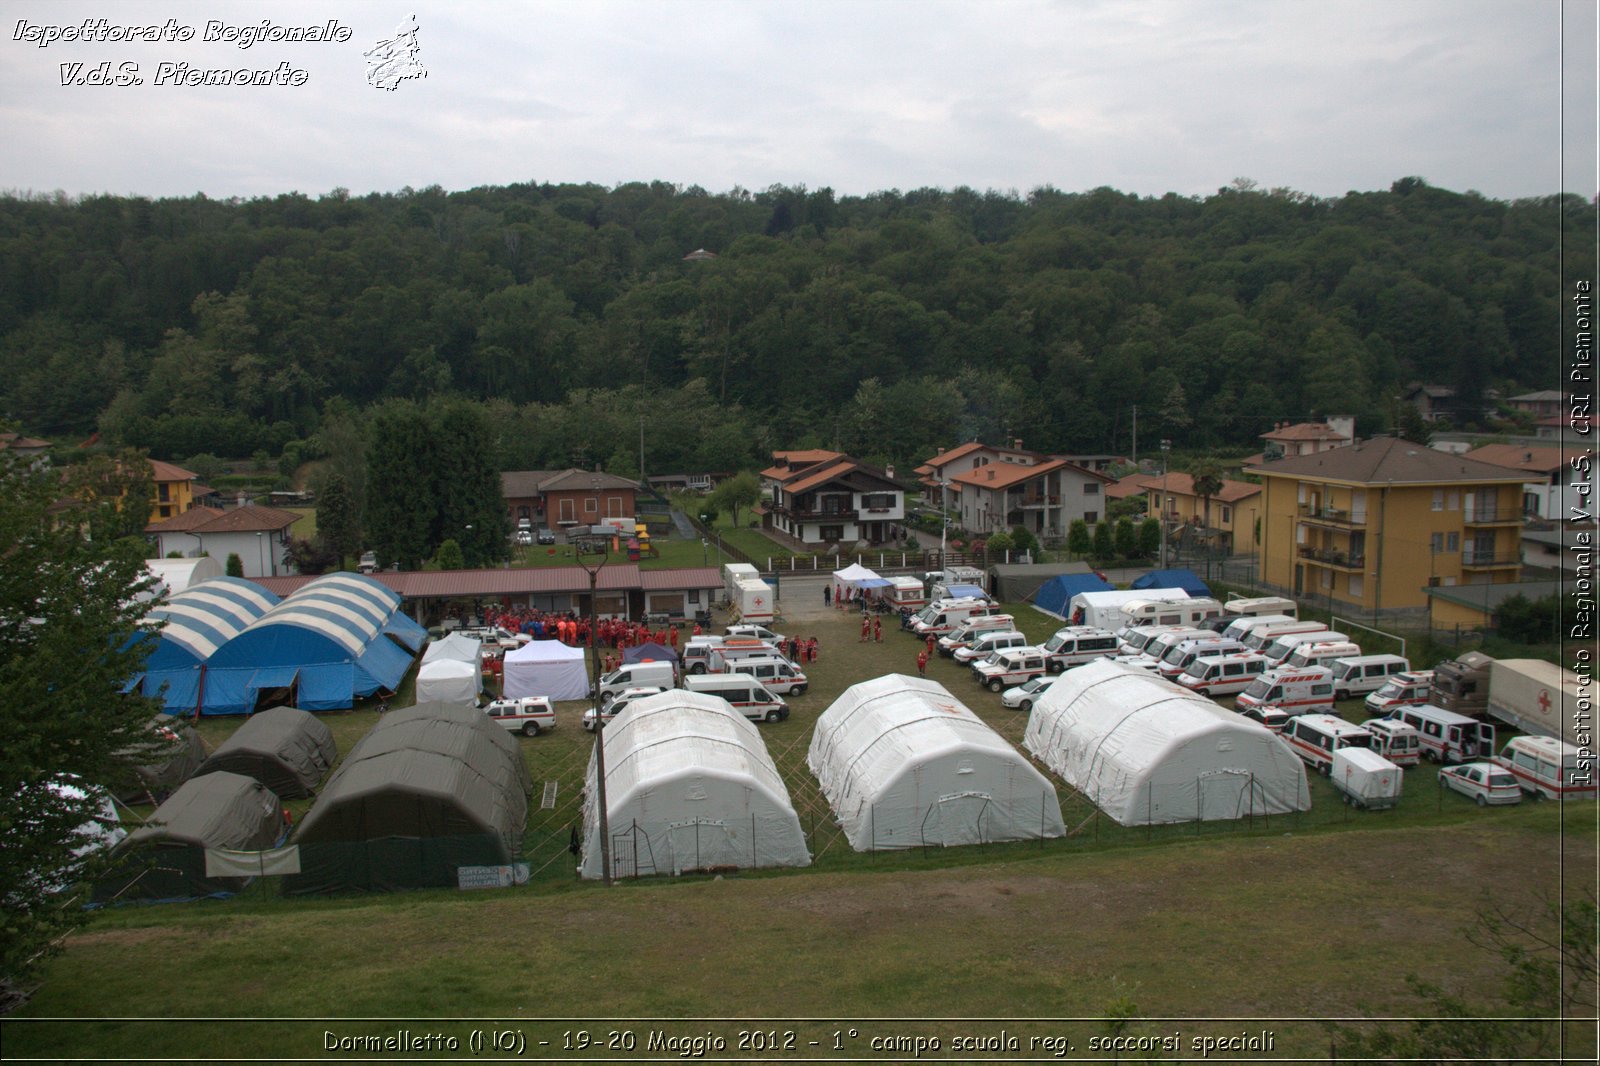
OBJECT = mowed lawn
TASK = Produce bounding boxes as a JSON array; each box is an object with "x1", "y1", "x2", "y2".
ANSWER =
[{"x1": 11, "y1": 595, "x2": 1595, "y2": 1060}]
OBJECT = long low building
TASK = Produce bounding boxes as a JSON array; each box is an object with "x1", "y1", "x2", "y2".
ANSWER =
[{"x1": 255, "y1": 564, "x2": 722, "y2": 624}]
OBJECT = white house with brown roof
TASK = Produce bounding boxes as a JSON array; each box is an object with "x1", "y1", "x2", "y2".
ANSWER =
[
  {"x1": 145, "y1": 504, "x2": 303, "y2": 578},
  {"x1": 950, "y1": 457, "x2": 1113, "y2": 539},
  {"x1": 914, "y1": 440, "x2": 1045, "y2": 509},
  {"x1": 1461, "y1": 444, "x2": 1587, "y2": 521},
  {"x1": 760, "y1": 450, "x2": 904, "y2": 547}
]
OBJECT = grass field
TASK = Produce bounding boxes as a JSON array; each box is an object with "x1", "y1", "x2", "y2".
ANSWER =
[{"x1": 10, "y1": 597, "x2": 1595, "y2": 1060}]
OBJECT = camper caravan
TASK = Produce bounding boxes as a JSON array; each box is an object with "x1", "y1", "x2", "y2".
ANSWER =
[
  {"x1": 1240, "y1": 620, "x2": 1327, "y2": 653},
  {"x1": 1066, "y1": 589, "x2": 1190, "y2": 631},
  {"x1": 883, "y1": 576, "x2": 928, "y2": 611},
  {"x1": 1223, "y1": 595, "x2": 1299, "y2": 620},
  {"x1": 1281, "y1": 640, "x2": 1362, "y2": 672},
  {"x1": 1114, "y1": 596, "x2": 1225, "y2": 630},
  {"x1": 1220, "y1": 614, "x2": 1298, "y2": 644}
]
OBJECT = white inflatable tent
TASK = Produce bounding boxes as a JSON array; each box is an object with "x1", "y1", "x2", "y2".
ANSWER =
[
  {"x1": 808, "y1": 675, "x2": 1064, "y2": 851},
  {"x1": 502, "y1": 639, "x2": 588, "y2": 702},
  {"x1": 580, "y1": 691, "x2": 810, "y2": 880},
  {"x1": 1024, "y1": 659, "x2": 1311, "y2": 826}
]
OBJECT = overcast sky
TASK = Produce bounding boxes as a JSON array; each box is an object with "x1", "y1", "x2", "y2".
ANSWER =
[{"x1": 1, "y1": 0, "x2": 1594, "y2": 203}]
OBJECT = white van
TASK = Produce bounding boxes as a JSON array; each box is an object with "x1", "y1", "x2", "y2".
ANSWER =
[
  {"x1": 1385, "y1": 704, "x2": 1495, "y2": 765},
  {"x1": 1329, "y1": 654, "x2": 1410, "y2": 701},
  {"x1": 972, "y1": 646, "x2": 1050, "y2": 692},
  {"x1": 1363, "y1": 670, "x2": 1435, "y2": 714},
  {"x1": 1115, "y1": 623, "x2": 1187, "y2": 657},
  {"x1": 596, "y1": 661, "x2": 677, "y2": 705},
  {"x1": 1118, "y1": 627, "x2": 1216, "y2": 670},
  {"x1": 683, "y1": 674, "x2": 789, "y2": 723},
  {"x1": 1220, "y1": 613, "x2": 1298, "y2": 644},
  {"x1": 1041, "y1": 626, "x2": 1121, "y2": 673},
  {"x1": 1279, "y1": 713, "x2": 1375, "y2": 775},
  {"x1": 1223, "y1": 595, "x2": 1299, "y2": 620},
  {"x1": 937, "y1": 614, "x2": 1016, "y2": 657},
  {"x1": 1493, "y1": 735, "x2": 1597, "y2": 801},
  {"x1": 910, "y1": 597, "x2": 997, "y2": 638},
  {"x1": 953, "y1": 630, "x2": 1029, "y2": 665},
  {"x1": 1235, "y1": 666, "x2": 1336, "y2": 716},
  {"x1": 1157, "y1": 637, "x2": 1247, "y2": 679},
  {"x1": 1240, "y1": 620, "x2": 1327, "y2": 653},
  {"x1": 1176, "y1": 652, "x2": 1272, "y2": 696},
  {"x1": 1115, "y1": 596, "x2": 1225, "y2": 630},
  {"x1": 484, "y1": 696, "x2": 556, "y2": 737},
  {"x1": 1283, "y1": 640, "x2": 1362, "y2": 672},
  {"x1": 728, "y1": 655, "x2": 809, "y2": 696},
  {"x1": 1358, "y1": 717, "x2": 1421, "y2": 766},
  {"x1": 1260, "y1": 628, "x2": 1346, "y2": 665}
]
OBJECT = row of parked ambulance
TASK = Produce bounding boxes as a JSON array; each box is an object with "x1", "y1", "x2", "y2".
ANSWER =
[{"x1": 904, "y1": 591, "x2": 1588, "y2": 811}]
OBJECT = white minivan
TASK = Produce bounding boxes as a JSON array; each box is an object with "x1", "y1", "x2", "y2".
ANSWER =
[
  {"x1": 1041, "y1": 626, "x2": 1121, "y2": 673},
  {"x1": 937, "y1": 614, "x2": 1016, "y2": 657},
  {"x1": 1261, "y1": 629, "x2": 1348, "y2": 666},
  {"x1": 727, "y1": 655, "x2": 809, "y2": 696},
  {"x1": 1328, "y1": 654, "x2": 1410, "y2": 701},
  {"x1": 1235, "y1": 666, "x2": 1336, "y2": 716},
  {"x1": 683, "y1": 674, "x2": 789, "y2": 723},
  {"x1": 1279, "y1": 713, "x2": 1375, "y2": 775},
  {"x1": 1384, "y1": 704, "x2": 1495, "y2": 764},
  {"x1": 596, "y1": 661, "x2": 677, "y2": 705},
  {"x1": 1493, "y1": 735, "x2": 1598, "y2": 801},
  {"x1": 1158, "y1": 637, "x2": 1247, "y2": 679},
  {"x1": 953, "y1": 629, "x2": 1028, "y2": 665},
  {"x1": 1175, "y1": 652, "x2": 1272, "y2": 696},
  {"x1": 910, "y1": 597, "x2": 998, "y2": 638}
]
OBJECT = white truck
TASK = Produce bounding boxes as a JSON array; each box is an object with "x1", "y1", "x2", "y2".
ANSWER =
[
  {"x1": 731, "y1": 575, "x2": 777, "y2": 625},
  {"x1": 1330, "y1": 747, "x2": 1403, "y2": 810},
  {"x1": 1486, "y1": 659, "x2": 1584, "y2": 748},
  {"x1": 484, "y1": 696, "x2": 557, "y2": 737}
]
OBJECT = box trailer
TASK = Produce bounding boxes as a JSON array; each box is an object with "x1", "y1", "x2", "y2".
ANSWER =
[
  {"x1": 723, "y1": 563, "x2": 761, "y2": 603},
  {"x1": 1487, "y1": 659, "x2": 1584, "y2": 747},
  {"x1": 1331, "y1": 747, "x2": 1403, "y2": 810},
  {"x1": 732, "y1": 576, "x2": 777, "y2": 624}
]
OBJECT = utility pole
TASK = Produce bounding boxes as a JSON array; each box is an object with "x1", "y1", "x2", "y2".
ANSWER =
[
  {"x1": 578, "y1": 476, "x2": 613, "y2": 886},
  {"x1": 1131, "y1": 405, "x2": 1138, "y2": 466},
  {"x1": 1159, "y1": 439, "x2": 1172, "y2": 569},
  {"x1": 638, "y1": 414, "x2": 645, "y2": 485}
]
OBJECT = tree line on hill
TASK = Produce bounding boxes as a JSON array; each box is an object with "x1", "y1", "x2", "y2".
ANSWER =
[{"x1": 0, "y1": 176, "x2": 1587, "y2": 479}]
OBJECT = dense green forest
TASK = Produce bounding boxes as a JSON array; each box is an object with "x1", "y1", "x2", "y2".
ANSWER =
[{"x1": 0, "y1": 177, "x2": 1588, "y2": 475}]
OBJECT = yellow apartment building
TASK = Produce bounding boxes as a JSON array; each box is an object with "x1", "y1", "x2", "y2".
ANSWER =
[
  {"x1": 1142, "y1": 471, "x2": 1263, "y2": 556},
  {"x1": 1253, "y1": 437, "x2": 1527, "y2": 613}
]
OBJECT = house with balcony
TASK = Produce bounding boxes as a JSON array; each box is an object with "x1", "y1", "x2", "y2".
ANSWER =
[
  {"x1": 949, "y1": 457, "x2": 1112, "y2": 540},
  {"x1": 1252, "y1": 436, "x2": 1528, "y2": 615},
  {"x1": 1142, "y1": 472, "x2": 1263, "y2": 556},
  {"x1": 915, "y1": 440, "x2": 1045, "y2": 510},
  {"x1": 150, "y1": 459, "x2": 200, "y2": 521},
  {"x1": 760, "y1": 450, "x2": 904, "y2": 548}
]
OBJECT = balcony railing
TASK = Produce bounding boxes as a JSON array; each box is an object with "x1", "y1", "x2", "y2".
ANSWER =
[
  {"x1": 1298, "y1": 545, "x2": 1367, "y2": 570},
  {"x1": 1016, "y1": 494, "x2": 1060, "y2": 508},
  {"x1": 1298, "y1": 504, "x2": 1367, "y2": 526},
  {"x1": 1463, "y1": 505, "x2": 1517, "y2": 524},
  {"x1": 1461, "y1": 549, "x2": 1520, "y2": 568}
]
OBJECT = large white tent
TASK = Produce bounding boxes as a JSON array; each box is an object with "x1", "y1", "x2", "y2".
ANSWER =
[
  {"x1": 580, "y1": 691, "x2": 810, "y2": 879},
  {"x1": 1024, "y1": 659, "x2": 1311, "y2": 826},
  {"x1": 502, "y1": 639, "x2": 589, "y2": 701},
  {"x1": 808, "y1": 675, "x2": 1064, "y2": 851},
  {"x1": 415, "y1": 633, "x2": 484, "y2": 706}
]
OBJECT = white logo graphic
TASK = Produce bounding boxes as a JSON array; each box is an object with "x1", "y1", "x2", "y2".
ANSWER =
[{"x1": 364, "y1": 13, "x2": 426, "y2": 91}]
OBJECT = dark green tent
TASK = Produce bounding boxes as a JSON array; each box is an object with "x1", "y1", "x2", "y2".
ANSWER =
[
  {"x1": 284, "y1": 703, "x2": 530, "y2": 895},
  {"x1": 196, "y1": 707, "x2": 337, "y2": 799},
  {"x1": 97, "y1": 772, "x2": 283, "y2": 902},
  {"x1": 116, "y1": 715, "x2": 207, "y2": 804}
]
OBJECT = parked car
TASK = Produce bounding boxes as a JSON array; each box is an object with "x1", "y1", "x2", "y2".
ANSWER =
[
  {"x1": 582, "y1": 687, "x2": 668, "y2": 731},
  {"x1": 725, "y1": 624, "x2": 786, "y2": 645},
  {"x1": 514, "y1": 530, "x2": 533, "y2": 546},
  {"x1": 535, "y1": 528, "x2": 556, "y2": 545},
  {"x1": 1438, "y1": 761, "x2": 1522, "y2": 806},
  {"x1": 1000, "y1": 675, "x2": 1057, "y2": 712},
  {"x1": 483, "y1": 696, "x2": 556, "y2": 737}
]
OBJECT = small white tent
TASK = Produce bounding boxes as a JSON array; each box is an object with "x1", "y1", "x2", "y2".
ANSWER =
[
  {"x1": 809, "y1": 675, "x2": 1064, "y2": 851},
  {"x1": 580, "y1": 691, "x2": 810, "y2": 879},
  {"x1": 502, "y1": 639, "x2": 589, "y2": 701},
  {"x1": 831, "y1": 562, "x2": 882, "y2": 589},
  {"x1": 415, "y1": 658, "x2": 481, "y2": 706},
  {"x1": 1024, "y1": 659, "x2": 1311, "y2": 825},
  {"x1": 416, "y1": 633, "x2": 484, "y2": 706}
]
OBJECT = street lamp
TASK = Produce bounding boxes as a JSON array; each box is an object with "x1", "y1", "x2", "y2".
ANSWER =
[
  {"x1": 937, "y1": 478, "x2": 950, "y2": 567},
  {"x1": 1159, "y1": 440, "x2": 1172, "y2": 569},
  {"x1": 254, "y1": 531, "x2": 266, "y2": 577},
  {"x1": 575, "y1": 540, "x2": 613, "y2": 886}
]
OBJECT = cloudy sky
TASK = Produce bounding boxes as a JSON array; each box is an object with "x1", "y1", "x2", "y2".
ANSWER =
[{"x1": 1, "y1": 0, "x2": 1593, "y2": 202}]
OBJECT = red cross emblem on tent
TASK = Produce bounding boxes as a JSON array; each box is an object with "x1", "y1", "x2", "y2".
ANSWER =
[{"x1": 1538, "y1": 689, "x2": 1551, "y2": 714}]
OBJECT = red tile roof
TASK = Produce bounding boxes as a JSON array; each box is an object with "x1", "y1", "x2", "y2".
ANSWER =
[
  {"x1": 1105, "y1": 473, "x2": 1157, "y2": 499},
  {"x1": 254, "y1": 564, "x2": 721, "y2": 600},
  {"x1": 1260, "y1": 422, "x2": 1352, "y2": 442},
  {"x1": 1462, "y1": 444, "x2": 1582, "y2": 474},
  {"x1": 148, "y1": 459, "x2": 198, "y2": 482},
  {"x1": 145, "y1": 504, "x2": 302, "y2": 535},
  {"x1": 951, "y1": 459, "x2": 1066, "y2": 491},
  {"x1": 1140, "y1": 472, "x2": 1260, "y2": 503}
]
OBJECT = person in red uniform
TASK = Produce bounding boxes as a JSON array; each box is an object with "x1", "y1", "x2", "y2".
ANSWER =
[
  {"x1": 872, "y1": 616, "x2": 882, "y2": 642},
  {"x1": 860, "y1": 615, "x2": 871, "y2": 642},
  {"x1": 916, "y1": 650, "x2": 928, "y2": 677}
]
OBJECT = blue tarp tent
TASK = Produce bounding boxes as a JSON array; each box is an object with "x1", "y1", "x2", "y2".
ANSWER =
[
  {"x1": 199, "y1": 572, "x2": 420, "y2": 715},
  {"x1": 1031, "y1": 574, "x2": 1115, "y2": 618},
  {"x1": 1131, "y1": 569, "x2": 1211, "y2": 597},
  {"x1": 129, "y1": 577, "x2": 282, "y2": 715}
]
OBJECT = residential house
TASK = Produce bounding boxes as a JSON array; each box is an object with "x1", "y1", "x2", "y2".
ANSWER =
[
  {"x1": 1460, "y1": 444, "x2": 1586, "y2": 521},
  {"x1": 1259, "y1": 417, "x2": 1355, "y2": 461},
  {"x1": 500, "y1": 469, "x2": 639, "y2": 531},
  {"x1": 150, "y1": 459, "x2": 199, "y2": 521},
  {"x1": 1518, "y1": 527, "x2": 1588, "y2": 575},
  {"x1": 1506, "y1": 390, "x2": 1568, "y2": 421},
  {"x1": 1402, "y1": 383, "x2": 1458, "y2": 423},
  {"x1": 915, "y1": 440, "x2": 1045, "y2": 510},
  {"x1": 1106, "y1": 473, "x2": 1157, "y2": 510},
  {"x1": 145, "y1": 504, "x2": 302, "y2": 579},
  {"x1": 1252, "y1": 437, "x2": 1528, "y2": 614},
  {"x1": 949, "y1": 457, "x2": 1113, "y2": 539},
  {"x1": 1142, "y1": 472, "x2": 1263, "y2": 556},
  {"x1": 760, "y1": 450, "x2": 904, "y2": 547},
  {"x1": 0, "y1": 431, "x2": 51, "y2": 465}
]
